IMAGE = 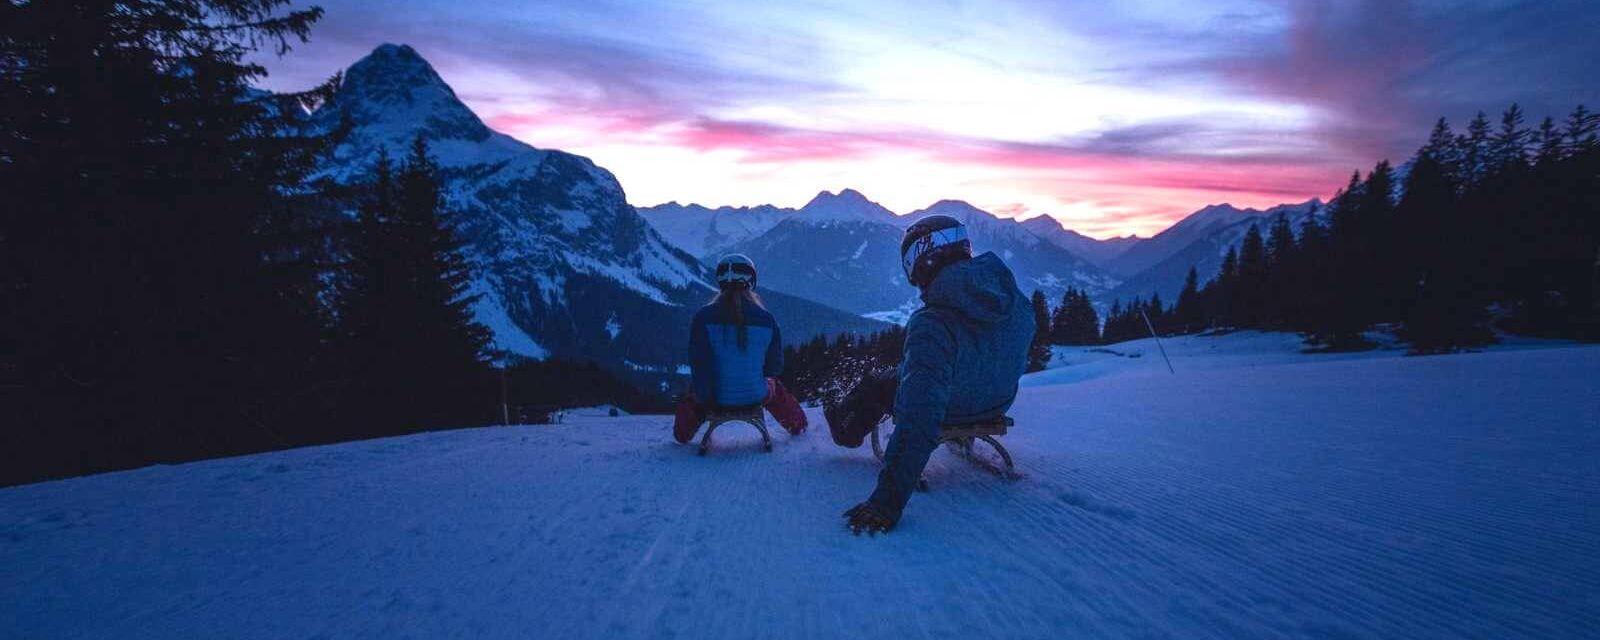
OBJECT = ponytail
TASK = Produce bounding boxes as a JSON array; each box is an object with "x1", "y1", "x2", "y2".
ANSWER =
[{"x1": 713, "y1": 284, "x2": 765, "y2": 350}]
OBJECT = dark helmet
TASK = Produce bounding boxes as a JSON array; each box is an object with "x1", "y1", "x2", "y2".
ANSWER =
[
  {"x1": 715, "y1": 253, "x2": 757, "y2": 288},
  {"x1": 900, "y1": 215, "x2": 972, "y2": 288}
]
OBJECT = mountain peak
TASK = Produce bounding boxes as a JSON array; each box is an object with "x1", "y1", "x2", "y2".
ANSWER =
[
  {"x1": 919, "y1": 199, "x2": 987, "y2": 219},
  {"x1": 804, "y1": 188, "x2": 867, "y2": 207},
  {"x1": 1171, "y1": 203, "x2": 1253, "y2": 234},
  {"x1": 799, "y1": 189, "x2": 896, "y2": 224},
  {"x1": 1020, "y1": 214, "x2": 1064, "y2": 232},
  {"x1": 320, "y1": 43, "x2": 490, "y2": 144},
  {"x1": 343, "y1": 44, "x2": 452, "y2": 103}
]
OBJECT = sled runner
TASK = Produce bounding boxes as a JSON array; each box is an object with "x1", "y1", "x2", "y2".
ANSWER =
[
  {"x1": 699, "y1": 405, "x2": 773, "y2": 456},
  {"x1": 871, "y1": 416, "x2": 1017, "y2": 482}
]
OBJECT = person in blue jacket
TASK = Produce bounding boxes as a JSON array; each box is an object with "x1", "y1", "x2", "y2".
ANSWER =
[
  {"x1": 826, "y1": 215, "x2": 1034, "y2": 534},
  {"x1": 674, "y1": 254, "x2": 808, "y2": 443}
]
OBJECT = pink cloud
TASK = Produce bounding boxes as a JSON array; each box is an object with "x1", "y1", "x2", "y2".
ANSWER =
[{"x1": 489, "y1": 107, "x2": 1344, "y2": 238}]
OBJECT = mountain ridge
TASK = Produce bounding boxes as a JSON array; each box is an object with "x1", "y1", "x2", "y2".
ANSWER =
[{"x1": 302, "y1": 43, "x2": 886, "y2": 390}]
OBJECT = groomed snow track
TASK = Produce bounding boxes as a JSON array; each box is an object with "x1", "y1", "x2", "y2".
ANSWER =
[{"x1": 2, "y1": 335, "x2": 1597, "y2": 639}]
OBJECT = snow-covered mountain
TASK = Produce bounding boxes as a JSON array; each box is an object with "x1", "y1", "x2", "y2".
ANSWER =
[
  {"x1": 910, "y1": 199, "x2": 1120, "y2": 293},
  {"x1": 305, "y1": 44, "x2": 884, "y2": 387},
  {"x1": 1101, "y1": 200, "x2": 1323, "y2": 306},
  {"x1": 715, "y1": 217, "x2": 914, "y2": 322},
  {"x1": 712, "y1": 197, "x2": 1120, "y2": 322},
  {"x1": 637, "y1": 188, "x2": 901, "y2": 260},
  {"x1": 1019, "y1": 215, "x2": 1142, "y2": 272},
  {"x1": 635, "y1": 202, "x2": 791, "y2": 257},
  {"x1": 1102, "y1": 203, "x2": 1264, "y2": 277},
  {"x1": 793, "y1": 188, "x2": 901, "y2": 226}
]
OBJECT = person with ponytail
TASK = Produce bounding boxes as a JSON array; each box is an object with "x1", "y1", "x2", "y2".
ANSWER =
[{"x1": 674, "y1": 254, "x2": 808, "y2": 444}]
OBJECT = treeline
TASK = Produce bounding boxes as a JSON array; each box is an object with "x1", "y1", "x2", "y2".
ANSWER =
[
  {"x1": 1048, "y1": 105, "x2": 1600, "y2": 354},
  {"x1": 0, "y1": 0, "x2": 642, "y2": 486}
]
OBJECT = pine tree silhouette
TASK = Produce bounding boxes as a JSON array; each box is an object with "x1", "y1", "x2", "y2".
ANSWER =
[
  {"x1": 1175, "y1": 267, "x2": 1204, "y2": 334},
  {"x1": 1236, "y1": 224, "x2": 1267, "y2": 327},
  {"x1": 0, "y1": 0, "x2": 334, "y2": 484},
  {"x1": 1264, "y1": 214, "x2": 1297, "y2": 328},
  {"x1": 337, "y1": 138, "x2": 492, "y2": 433},
  {"x1": 1027, "y1": 290, "x2": 1053, "y2": 371}
]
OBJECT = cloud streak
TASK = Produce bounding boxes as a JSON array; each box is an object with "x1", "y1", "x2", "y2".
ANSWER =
[{"x1": 256, "y1": 0, "x2": 1600, "y2": 238}]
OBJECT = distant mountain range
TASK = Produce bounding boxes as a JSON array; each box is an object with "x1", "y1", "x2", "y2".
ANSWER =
[
  {"x1": 298, "y1": 44, "x2": 885, "y2": 391},
  {"x1": 645, "y1": 191, "x2": 1121, "y2": 322},
  {"x1": 1100, "y1": 201, "x2": 1323, "y2": 306},
  {"x1": 641, "y1": 194, "x2": 1323, "y2": 317},
  {"x1": 303, "y1": 42, "x2": 1331, "y2": 384},
  {"x1": 1018, "y1": 216, "x2": 1143, "y2": 272}
]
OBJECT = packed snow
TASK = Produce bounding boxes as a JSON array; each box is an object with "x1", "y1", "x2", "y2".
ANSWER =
[{"x1": 3, "y1": 332, "x2": 1597, "y2": 639}]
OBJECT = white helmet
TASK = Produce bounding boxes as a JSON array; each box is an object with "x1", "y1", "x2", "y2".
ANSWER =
[{"x1": 715, "y1": 253, "x2": 757, "y2": 287}]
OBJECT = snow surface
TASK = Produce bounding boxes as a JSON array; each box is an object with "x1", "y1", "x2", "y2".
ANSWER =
[
  {"x1": 4, "y1": 333, "x2": 1597, "y2": 638},
  {"x1": 468, "y1": 278, "x2": 549, "y2": 360}
]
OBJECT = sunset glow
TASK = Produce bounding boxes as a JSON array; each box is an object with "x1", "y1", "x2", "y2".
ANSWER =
[{"x1": 257, "y1": 0, "x2": 1600, "y2": 238}]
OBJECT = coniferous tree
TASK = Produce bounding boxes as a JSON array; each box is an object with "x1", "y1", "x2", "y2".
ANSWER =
[
  {"x1": 1236, "y1": 224, "x2": 1268, "y2": 327},
  {"x1": 1050, "y1": 288, "x2": 1101, "y2": 345},
  {"x1": 1264, "y1": 213, "x2": 1297, "y2": 327},
  {"x1": 338, "y1": 138, "x2": 493, "y2": 432},
  {"x1": 1105, "y1": 301, "x2": 1125, "y2": 343},
  {"x1": 1049, "y1": 289, "x2": 1075, "y2": 345},
  {"x1": 1361, "y1": 161, "x2": 1402, "y2": 322},
  {"x1": 1536, "y1": 117, "x2": 1564, "y2": 167},
  {"x1": 1422, "y1": 118, "x2": 1463, "y2": 184},
  {"x1": 1295, "y1": 208, "x2": 1334, "y2": 334},
  {"x1": 1174, "y1": 267, "x2": 1204, "y2": 334},
  {"x1": 1146, "y1": 292, "x2": 1167, "y2": 334},
  {"x1": 1027, "y1": 290, "x2": 1053, "y2": 371},
  {"x1": 1459, "y1": 111, "x2": 1493, "y2": 185},
  {"x1": 1209, "y1": 246, "x2": 1240, "y2": 327},
  {"x1": 1400, "y1": 147, "x2": 1492, "y2": 351},
  {"x1": 1491, "y1": 104, "x2": 1532, "y2": 169},
  {"x1": 1074, "y1": 290, "x2": 1102, "y2": 345},
  {"x1": 0, "y1": 0, "x2": 333, "y2": 484},
  {"x1": 1325, "y1": 171, "x2": 1373, "y2": 347},
  {"x1": 1566, "y1": 105, "x2": 1599, "y2": 151}
]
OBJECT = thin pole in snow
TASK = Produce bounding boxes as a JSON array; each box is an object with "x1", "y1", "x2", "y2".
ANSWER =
[
  {"x1": 1140, "y1": 310, "x2": 1176, "y2": 375},
  {"x1": 500, "y1": 367, "x2": 510, "y2": 426}
]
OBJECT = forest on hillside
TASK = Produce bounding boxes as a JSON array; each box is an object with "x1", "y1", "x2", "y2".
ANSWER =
[
  {"x1": 791, "y1": 108, "x2": 1599, "y2": 403},
  {"x1": 3, "y1": 0, "x2": 1595, "y2": 485},
  {"x1": 0, "y1": 1, "x2": 646, "y2": 486}
]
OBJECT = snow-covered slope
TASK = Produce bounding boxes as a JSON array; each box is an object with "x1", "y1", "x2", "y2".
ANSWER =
[
  {"x1": 718, "y1": 217, "x2": 914, "y2": 321},
  {"x1": 794, "y1": 188, "x2": 902, "y2": 226},
  {"x1": 310, "y1": 44, "x2": 699, "y2": 362},
  {"x1": 635, "y1": 202, "x2": 791, "y2": 257},
  {"x1": 5, "y1": 334, "x2": 1595, "y2": 638},
  {"x1": 637, "y1": 189, "x2": 901, "y2": 262},
  {"x1": 1102, "y1": 200, "x2": 1321, "y2": 306},
  {"x1": 1106, "y1": 202, "x2": 1286, "y2": 277},
  {"x1": 304, "y1": 44, "x2": 884, "y2": 385},
  {"x1": 710, "y1": 197, "x2": 1120, "y2": 322},
  {"x1": 1019, "y1": 215, "x2": 1142, "y2": 271}
]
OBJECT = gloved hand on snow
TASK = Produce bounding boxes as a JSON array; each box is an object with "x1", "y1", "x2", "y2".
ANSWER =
[{"x1": 843, "y1": 501, "x2": 897, "y2": 536}]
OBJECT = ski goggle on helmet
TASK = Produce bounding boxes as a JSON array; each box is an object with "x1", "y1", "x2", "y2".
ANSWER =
[
  {"x1": 715, "y1": 253, "x2": 757, "y2": 287},
  {"x1": 900, "y1": 216, "x2": 971, "y2": 287}
]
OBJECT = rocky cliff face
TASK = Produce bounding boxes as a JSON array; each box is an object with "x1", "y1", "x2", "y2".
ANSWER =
[{"x1": 307, "y1": 44, "x2": 883, "y2": 389}]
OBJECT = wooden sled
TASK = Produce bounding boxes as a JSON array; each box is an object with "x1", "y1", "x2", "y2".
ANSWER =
[
  {"x1": 699, "y1": 405, "x2": 773, "y2": 456},
  {"x1": 871, "y1": 416, "x2": 1017, "y2": 484}
]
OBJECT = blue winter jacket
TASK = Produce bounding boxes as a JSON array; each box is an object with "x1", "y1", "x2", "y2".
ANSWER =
[
  {"x1": 689, "y1": 295, "x2": 784, "y2": 407},
  {"x1": 871, "y1": 252, "x2": 1034, "y2": 516}
]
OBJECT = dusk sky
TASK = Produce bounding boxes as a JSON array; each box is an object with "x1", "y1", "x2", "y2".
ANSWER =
[{"x1": 257, "y1": 0, "x2": 1600, "y2": 238}]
